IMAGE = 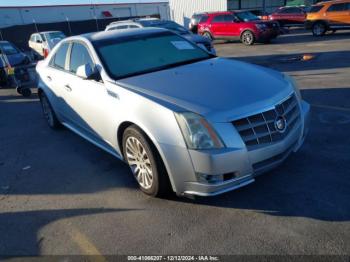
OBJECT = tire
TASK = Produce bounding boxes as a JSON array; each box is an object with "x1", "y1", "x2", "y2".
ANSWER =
[
  {"x1": 122, "y1": 125, "x2": 171, "y2": 197},
  {"x1": 202, "y1": 31, "x2": 213, "y2": 41},
  {"x1": 39, "y1": 92, "x2": 60, "y2": 129},
  {"x1": 241, "y1": 30, "x2": 255, "y2": 45},
  {"x1": 312, "y1": 22, "x2": 326, "y2": 36}
]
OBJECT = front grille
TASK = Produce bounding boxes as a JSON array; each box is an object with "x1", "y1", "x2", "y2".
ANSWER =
[{"x1": 233, "y1": 94, "x2": 301, "y2": 151}]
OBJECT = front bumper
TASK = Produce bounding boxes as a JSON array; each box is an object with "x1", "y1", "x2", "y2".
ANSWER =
[
  {"x1": 256, "y1": 28, "x2": 280, "y2": 41},
  {"x1": 161, "y1": 100, "x2": 310, "y2": 197}
]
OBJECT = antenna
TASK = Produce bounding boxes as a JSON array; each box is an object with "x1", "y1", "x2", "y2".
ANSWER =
[
  {"x1": 33, "y1": 18, "x2": 39, "y2": 33},
  {"x1": 66, "y1": 16, "x2": 72, "y2": 35}
]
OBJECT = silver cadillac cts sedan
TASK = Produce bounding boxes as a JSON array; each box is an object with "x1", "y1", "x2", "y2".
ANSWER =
[{"x1": 36, "y1": 28, "x2": 310, "y2": 197}]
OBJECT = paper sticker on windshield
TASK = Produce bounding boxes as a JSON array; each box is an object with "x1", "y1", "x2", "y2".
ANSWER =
[{"x1": 171, "y1": 41, "x2": 194, "y2": 50}]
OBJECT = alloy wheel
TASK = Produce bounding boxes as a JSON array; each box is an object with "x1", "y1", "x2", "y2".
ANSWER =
[
  {"x1": 242, "y1": 31, "x2": 254, "y2": 45},
  {"x1": 125, "y1": 136, "x2": 153, "y2": 190}
]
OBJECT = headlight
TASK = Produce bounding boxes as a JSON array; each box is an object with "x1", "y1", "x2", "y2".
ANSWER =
[
  {"x1": 175, "y1": 112, "x2": 225, "y2": 150},
  {"x1": 283, "y1": 73, "x2": 302, "y2": 100}
]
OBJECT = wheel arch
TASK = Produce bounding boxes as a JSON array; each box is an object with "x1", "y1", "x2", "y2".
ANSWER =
[
  {"x1": 240, "y1": 28, "x2": 256, "y2": 39},
  {"x1": 117, "y1": 121, "x2": 177, "y2": 193}
]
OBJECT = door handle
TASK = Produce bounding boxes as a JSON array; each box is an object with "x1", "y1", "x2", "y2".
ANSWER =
[
  {"x1": 64, "y1": 84, "x2": 72, "y2": 92},
  {"x1": 46, "y1": 76, "x2": 52, "y2": 81}
]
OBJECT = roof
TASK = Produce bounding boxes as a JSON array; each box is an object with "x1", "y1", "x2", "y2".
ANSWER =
[{"x1": 81, "y1": 27, "x2": 169, "y2": 42}]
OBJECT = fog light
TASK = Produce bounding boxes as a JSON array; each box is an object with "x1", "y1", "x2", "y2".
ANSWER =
[{"x1": 196, "y1": 173, "x2": 223, "y2": 184}]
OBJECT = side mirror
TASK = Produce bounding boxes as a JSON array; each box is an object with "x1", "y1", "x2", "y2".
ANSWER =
[
  {"x1": 36, "y1": 39, "x2": 42, "y2": 43},
  {"x1": 76, "y1": 63, "x2": 97, "y2": 80}
]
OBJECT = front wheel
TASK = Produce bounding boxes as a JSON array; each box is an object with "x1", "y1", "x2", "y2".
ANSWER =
[
  {"x1": 123, "y1": 125, "x2": 170, "y2": 197},
  {"x1": 241, "y1": 31, "x2": 255, "y2": 45},
  {"x1": 312, "y1": 22, "x2": 326, "y2": 36}
]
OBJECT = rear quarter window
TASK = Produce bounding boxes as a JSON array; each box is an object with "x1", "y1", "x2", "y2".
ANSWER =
[{"x1": 51, "y1": 42, "x2": 69, "y2": 70}]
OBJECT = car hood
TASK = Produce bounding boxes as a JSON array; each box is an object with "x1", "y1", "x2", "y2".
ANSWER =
[{"x1": 117, "y1": 58, "x2": 294, "y2": 122}]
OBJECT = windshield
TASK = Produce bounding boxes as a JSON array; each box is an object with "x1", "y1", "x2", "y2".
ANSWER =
[
  {"x1": 235, "y1": 11, "x2": 260, "y2": 22},
  {"x1": 94, "y1": 32, "x2": 212, "y2": 80},
  {"x1": 140, "y1": 20, "x2": 189, "y2": 35},
  {"x1": 0, "y1": 42, "x2": 19, "y2": 55}
]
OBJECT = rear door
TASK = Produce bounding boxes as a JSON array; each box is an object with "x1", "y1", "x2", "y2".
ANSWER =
[
  {"x1": 62, "y1": 41, "x2": 115, "y2": 146},
  {"x1": 44, "y1": 42, "x2": 70, "y2": 118},
  {"x1": 224, "y1": 14, "x2": 240, "y2": 36},
  {"x1": 210, "y1": 15, "x2": 227, "y2": 37}
]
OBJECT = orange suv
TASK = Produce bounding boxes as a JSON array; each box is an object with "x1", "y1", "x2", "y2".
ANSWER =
[{"x1": 305, "y1": 0, "x2": 350, "y2": 36}]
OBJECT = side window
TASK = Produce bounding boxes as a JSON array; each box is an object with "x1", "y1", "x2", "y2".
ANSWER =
[
  {"x1": 128, "y1": 25, "x2": 139, "y2": 28},
  {"x1": 69, "y1": 42, "x2": 94, "y2": 74},
  {"x1": 51, "y1": 42, "x2": 69, "y2": 70},
  {"x1": 117, "y1": 25, "x2": 129, "y2": 29},
  {"x1": 327, "y1": 3, "x2": 346, "y2": 12},
  {"x1": 30, "y1": 35, "x2": 36, "y2": 42},
  {"x1": 212, "y1": 15, "x2": 225, "y2": 23},
  {"x1": 224, "y1": 15, "x2": 235, "y2": 22},
  {"x1": 199, "y1": 15, "x2": 209, "y2": 23}
]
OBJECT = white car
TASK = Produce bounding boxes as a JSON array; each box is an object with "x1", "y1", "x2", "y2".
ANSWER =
[{"x1": 29, "y1": 31, "x2": 66, "y2": 58}]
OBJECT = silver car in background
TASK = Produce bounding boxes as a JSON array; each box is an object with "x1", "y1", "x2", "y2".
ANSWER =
[{"x1": 36, "y1": 28, "x2": 310, "y2": 197}]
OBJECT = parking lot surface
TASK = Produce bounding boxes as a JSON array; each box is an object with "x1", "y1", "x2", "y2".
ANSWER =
[{"x1": 0, "y1": 30, "x2": 349, "y2": 256}]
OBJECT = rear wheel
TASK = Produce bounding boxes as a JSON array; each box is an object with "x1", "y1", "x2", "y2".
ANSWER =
[
  {"x1": 241, "y1": 30, "x2": 255, "y2": 45},
  {"x1": 202, "y1": 31, "x2": 213, "y2": 41},
  {"x1": 122, "y1": 125, "x2": 171, "y2": 197},
  {"x1": 39, "y1": 92, "x2": 60, "y2": 129},
  {"x1": 312, "y1": 22, "x2": 326, "y2": 36}
]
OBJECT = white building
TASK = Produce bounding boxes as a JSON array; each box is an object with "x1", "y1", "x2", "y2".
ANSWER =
[{"x1": 0, "y1": 0, "x2": 169, "y2": 29}]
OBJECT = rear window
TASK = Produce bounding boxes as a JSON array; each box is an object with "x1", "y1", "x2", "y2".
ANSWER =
[{"x1": 309, "y1": 5, "x2": 324, "y2": 13}]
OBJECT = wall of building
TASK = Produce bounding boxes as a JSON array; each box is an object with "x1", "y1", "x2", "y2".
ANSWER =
[
  {"x1": 0, "y1": 2, "x2": 169, "y2": 29},
  {"x1": 228, "y1": 0, "x2": 286, "y2": 12},
  {"x1": 169, "y1": 0, "x2": 227, "y2": 27},
  {"x1": 0, "y1": 2, "x2": 169, "y2": 49}
]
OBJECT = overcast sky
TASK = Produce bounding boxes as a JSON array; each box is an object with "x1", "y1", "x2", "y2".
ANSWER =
[{"x1": 0, "y1": 0, "x2": 167, "y2": 7}]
